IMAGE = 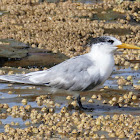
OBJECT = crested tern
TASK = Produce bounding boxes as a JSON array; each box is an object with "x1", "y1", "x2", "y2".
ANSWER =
[{"x1": 0, "y1": 36, "x2": 139, "y2": 109}]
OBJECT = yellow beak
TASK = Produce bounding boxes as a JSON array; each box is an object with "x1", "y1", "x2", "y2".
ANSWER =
[{"x1": 117, "y1": 43, "x2": 140, "y2": 49}]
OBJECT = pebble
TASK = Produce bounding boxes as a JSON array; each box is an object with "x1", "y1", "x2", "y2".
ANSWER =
[
  {"x1": 21, "y1": 99, "x2": 27, "y2": 105},
  {"x1": 0, "y1": 0, "x2": 139, "y2": 139},
  {"x1": 91, "y1": 95, "x2": 97, "y2": 99}
]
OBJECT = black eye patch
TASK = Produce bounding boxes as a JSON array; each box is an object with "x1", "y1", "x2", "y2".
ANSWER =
[
  {"x1": 87, "y1": 36, "x2": 115, "y2": 46},
  {"x1": 108, "y1": 40, "x2": 114, "y2": 44}
]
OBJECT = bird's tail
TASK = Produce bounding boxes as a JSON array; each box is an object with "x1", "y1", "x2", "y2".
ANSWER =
[{"x1": 0, "y1": 74, "x2": 33, "y2": 84}]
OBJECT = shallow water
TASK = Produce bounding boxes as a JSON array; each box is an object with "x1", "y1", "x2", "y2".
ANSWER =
[
  {"x1": 0, "y1": 1, "x2": 140, "y2": 138},
  {"x1": 0, "y1": 12, "x2": 3, "y2": 16},
  {"x1": 0, "y1": 64, "x2": 140, "y2": 133},
  {"x1": 0, "y1": 39, "x2": 140, "y2": 133}
]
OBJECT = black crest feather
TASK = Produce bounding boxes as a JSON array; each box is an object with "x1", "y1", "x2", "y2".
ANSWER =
[{"x1": 87, "y1": 36, "x2": 114, "y2": 46}]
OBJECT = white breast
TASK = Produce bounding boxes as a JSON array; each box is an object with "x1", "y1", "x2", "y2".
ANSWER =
[
  {"x1": 97, "y1": 54, "x2": 114, "y2": 82},
  {"x1": 87, "y1": 47, "x2": 115, "y2": 83}
]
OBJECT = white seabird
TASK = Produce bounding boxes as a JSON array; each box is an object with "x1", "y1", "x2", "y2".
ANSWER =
[{"x1": 0, "y1": 36, "x2": 139, "y2": 109}]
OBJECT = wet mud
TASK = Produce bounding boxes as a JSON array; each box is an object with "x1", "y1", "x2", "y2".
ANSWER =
[{"x1": 0, "y1": 0, "x2": 140, "y2": 139}]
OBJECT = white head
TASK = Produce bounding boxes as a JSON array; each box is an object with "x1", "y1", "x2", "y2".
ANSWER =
[
  {"x1": 90, "y1": 36, "x2": 122, "y2": 54},
  {"x1": 89, "y1": 36, "x2": 140, "y2": 54}
]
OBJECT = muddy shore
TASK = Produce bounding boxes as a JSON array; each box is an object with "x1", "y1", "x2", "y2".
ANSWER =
[{"x1": 0, "y1": 0, "x2": 140, "y2": 139}]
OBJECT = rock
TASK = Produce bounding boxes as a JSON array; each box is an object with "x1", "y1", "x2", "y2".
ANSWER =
[
  {"x1": 4, "y1": 50, "x2": 69, "y2": 68},
  {"x1": 0, "y1": 39, "x2": 29, "y2": 59},
  {"x1": 0, "y1": 39, "x2": 68, "y2": 68}
]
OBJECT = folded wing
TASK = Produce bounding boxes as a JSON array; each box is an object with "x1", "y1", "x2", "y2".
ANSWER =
[{"x1": 0, "y1": 55, "x2": 100, "y2": 91}]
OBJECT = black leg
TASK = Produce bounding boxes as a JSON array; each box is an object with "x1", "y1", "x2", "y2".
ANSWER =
[
  {"x1": 77, "y1": 95, "x2": 94, "y2": 111},
  {"x1": 77, "y1": 95, "x2": 84, "y2": 109}
]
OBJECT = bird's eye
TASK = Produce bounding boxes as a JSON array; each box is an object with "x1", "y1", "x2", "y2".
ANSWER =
[{"x1": 108, "y1": 40, "x2": 114, "y2": 44}]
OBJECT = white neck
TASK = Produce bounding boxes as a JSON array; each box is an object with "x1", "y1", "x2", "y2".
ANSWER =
[{"x1": 86, "y1": 44, "x2": 115, "y2": 83}]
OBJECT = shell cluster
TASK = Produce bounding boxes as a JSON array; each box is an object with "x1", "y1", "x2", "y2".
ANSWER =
[
  {"x1": 0, "y1": 0, "x2": 140, "y2": 139},
  {"x1": 0, "y1": 95, "x2": 140, "y2": 139},
  {"x1": 0, "y1": 0, "x2": 139, "y2": 60}
]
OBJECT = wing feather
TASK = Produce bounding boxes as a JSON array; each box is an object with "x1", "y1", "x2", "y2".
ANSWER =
[
  {"x1": 29, "y1": 54, "x2": 100, "y2": 90},
  {"x1": 0, "y1": 54, "x2": 101, "y2": 91}
]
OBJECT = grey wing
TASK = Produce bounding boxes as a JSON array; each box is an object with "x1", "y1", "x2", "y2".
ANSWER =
[{"x1": 29, "y1": 54, "x2": 101, "y2": 91}]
